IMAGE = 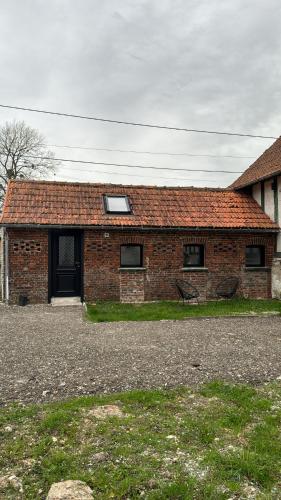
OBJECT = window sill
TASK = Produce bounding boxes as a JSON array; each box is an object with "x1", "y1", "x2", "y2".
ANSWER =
[
  {"x1": 245, "y1": 267, "x2": 270, "y2": 272},
  {"x1": 119, "y1": 267, "x2": 146, "y2": 272},
  {"x1": 181, "y1": 267, "x2": 208, "y2": 272}
]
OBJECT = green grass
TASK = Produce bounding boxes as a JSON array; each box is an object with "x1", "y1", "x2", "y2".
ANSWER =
[
  {"x1": 86, "y1": 298, "x2": 281, "y2": 322},
  {"x1": 1, "y1": 382, "x2": 281, "y2": 499}
]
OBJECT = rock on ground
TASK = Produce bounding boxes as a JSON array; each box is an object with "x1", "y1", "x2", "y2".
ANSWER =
[
  {"x1": 0, "y1": 475, "x2": 23, "y2": 493},
  {"x1": 46, "y1": 480, "x2": 93, "y2": 499},
  {"x1": 90, "y1": 451, "x2": 109, "y2": 463}
]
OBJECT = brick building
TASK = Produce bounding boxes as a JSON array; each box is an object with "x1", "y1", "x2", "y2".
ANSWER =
[{"x1": 0, "y1": 179, "x2": 278, "y2": 304}]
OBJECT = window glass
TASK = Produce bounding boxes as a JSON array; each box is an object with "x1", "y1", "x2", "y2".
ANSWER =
[
  {"x1": 59, "y1": 236, "x2": 74, "y2": 266},
  {"x1": 105, "y1": 196, "x2": 130, "y2": 213},
  {"x1": 184, "y1": 245, "x2": 204, "y2": 267},
  {"x1": 245, "y1": 246, "x2": 265, "y2": 267},
  {"x1": 120, "y1": 245, "x2": 142, "y2": 267}
]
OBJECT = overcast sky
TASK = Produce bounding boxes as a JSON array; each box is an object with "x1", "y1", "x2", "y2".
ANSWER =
[{"x1": 0, "y1": 0, "x2": 280, "y2": 188}]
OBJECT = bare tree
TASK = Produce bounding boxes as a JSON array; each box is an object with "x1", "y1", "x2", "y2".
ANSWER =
[{"x1": 0, "y1": 121, "x2": 57, "y2": 206}]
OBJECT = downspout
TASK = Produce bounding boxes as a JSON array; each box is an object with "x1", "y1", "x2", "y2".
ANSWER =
[{"x1": 4, "y1": 228, "x2": 9, "y2": 303}]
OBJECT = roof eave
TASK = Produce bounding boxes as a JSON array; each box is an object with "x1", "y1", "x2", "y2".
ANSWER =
[
  {"x1": 0, "y1": 222, "x2": 279, "y2": 233},
  {"x1": 232, "y1": 169, "x2": 281, "y2": 190}
]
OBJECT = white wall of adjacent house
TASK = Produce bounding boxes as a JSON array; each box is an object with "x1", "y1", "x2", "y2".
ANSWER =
[
  {"x1": 252, "y1": 183, "x2": 261, "y2": 205},
  {"x1": 251, "y1": 174, "x2": 281, "y2": 298},
  {"x1": 264, "y1": 179, "x2": 276, "y2": 222},
  {"x1": 251, "y1": 174, "x2": 281, "y2": 251}
]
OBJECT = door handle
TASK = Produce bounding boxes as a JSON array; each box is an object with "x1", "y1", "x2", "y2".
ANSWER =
[{"x1": 75, "y1": 262, "x2": 81, "y2": 268}]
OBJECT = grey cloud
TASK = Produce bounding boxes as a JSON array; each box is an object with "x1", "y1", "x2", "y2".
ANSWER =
[{"x1": 0, "y1": 0, "x2": 280, "y2": 187}]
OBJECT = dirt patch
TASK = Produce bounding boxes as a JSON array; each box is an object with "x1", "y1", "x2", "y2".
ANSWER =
[{"x1": 87, "y1": 405, "x2": 125, "y2": 419}]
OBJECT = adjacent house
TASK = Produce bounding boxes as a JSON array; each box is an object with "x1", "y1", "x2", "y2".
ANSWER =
[
  {"x1": 0, "y1": 175, "x2": 278, "y2": 304},
  {"x1": 231, "y1": 136, "x2": 281, "y2": 297}
]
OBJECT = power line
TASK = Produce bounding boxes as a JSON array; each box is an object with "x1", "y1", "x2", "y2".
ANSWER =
[
  {"x1": 48, "y1": 143, "x2": 256, "y2": 159},
  {"x1": 57, "y1": 173, "x2": 219, "y2": 185},
  {"x1": 56, "y1": 172, "x2": 218, "y2": 186},
  {"x1": 0, "y1": 104, "x2": 277, "y2": 139},
  {"x1": 55, "y1": 163, "x2": 218, "y2": 183},
  {"x1": 25, "y1": 154, "x2": 244, "y2": 174}
]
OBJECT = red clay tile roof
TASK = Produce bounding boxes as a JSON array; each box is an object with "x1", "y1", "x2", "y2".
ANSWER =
[
  {"x1": 0, "y1": 179, "x2": 278, "y2": 230},
  {"x1": 231, "y1": 137, "x2": 281, "y2": 189}
]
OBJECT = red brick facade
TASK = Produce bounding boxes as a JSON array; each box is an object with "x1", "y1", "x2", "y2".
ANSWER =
[
  {"x1": 6, "y1": 227, "x2": 275, "y2": 304},
  {"x1": 7, "y1": 228, "x2": 49, "y2": 304},
  {"x1": 84, "y1": 230, "x2": 274, "y2": 302}
]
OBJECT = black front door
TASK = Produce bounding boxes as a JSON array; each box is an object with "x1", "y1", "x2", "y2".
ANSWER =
[{"x1": 51, "y1": 231, "x2": 82, "y2": 297}]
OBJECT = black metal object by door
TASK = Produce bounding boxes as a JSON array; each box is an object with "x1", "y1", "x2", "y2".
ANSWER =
[{"x1": 51, "y1": 231, "x2": 82, "y2": 297}]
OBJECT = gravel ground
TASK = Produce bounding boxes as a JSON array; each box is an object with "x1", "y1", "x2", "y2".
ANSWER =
[{"x1": 0, "y1": 304, "x2": 281, "y2": 405}]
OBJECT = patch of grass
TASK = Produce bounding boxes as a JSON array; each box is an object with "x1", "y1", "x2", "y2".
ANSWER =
[
  {"x1": 86, "y1": 298, "x2": 281, "y2": 322},
  {"x1": 206, "y1": 448, "x2": 278, "y2": 488},
  {"x1": 0, "y1": 404, "x2": 38, "y2": 425},
  {"x1": 1, "y1": 382, "x2": 281, "y2": 499},
  {"x1": 149, "y1": 479, "x2": 230, "y2": 500},
  {"x1": 39, "y1": 450, "x2": 78, "y2": 483},
  {"x1": 200, "y1": 380, "x2": 266, "y2": 409},
  {"x1": 39, "y1": 409, "x2": 77, "y2": 434}
]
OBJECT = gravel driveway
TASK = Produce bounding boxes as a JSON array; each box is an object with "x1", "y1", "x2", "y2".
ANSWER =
[{"x1": 0, "y1": 304, "x2": 281, "y2": 404}]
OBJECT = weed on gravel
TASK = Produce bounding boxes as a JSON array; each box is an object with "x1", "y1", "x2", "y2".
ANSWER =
[{"x1": 0, "y1": 382, "x2": 281, "y2": 499}]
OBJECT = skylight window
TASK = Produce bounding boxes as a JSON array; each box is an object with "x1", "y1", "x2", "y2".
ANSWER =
[{"x1": 104, "y1": 195, "x2": 131, "y2": 214}]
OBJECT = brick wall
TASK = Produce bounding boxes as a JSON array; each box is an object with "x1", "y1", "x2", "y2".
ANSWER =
[
  {"x1": 120, "y1": 270, "x2": 145, "y2": 303},
  {"x1": 6, "y1": 227, "x2": 275, "y2": 304},
  {"x1": 84, "y1": 230, "x2": 275, "y2": 302},
  {"x1": 7, "y1": 228, "x2": 48, "y2": 304}
]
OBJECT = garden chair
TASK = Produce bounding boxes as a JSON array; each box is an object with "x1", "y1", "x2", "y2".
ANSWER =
[
  {"x1": 215, "y1": 276, "x2": 239, "y2": 299},
  {"x1": 175, "y1": 280, "x2": 200, "y2": 304}
]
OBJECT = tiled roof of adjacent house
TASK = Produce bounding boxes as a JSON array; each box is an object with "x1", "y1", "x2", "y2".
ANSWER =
[
  {"x1": 0, "y1": 179, "x2": 278, "y2": 230},
  {"x1": 231, "y1": 137, "x2": 281, "y2": 189}
]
